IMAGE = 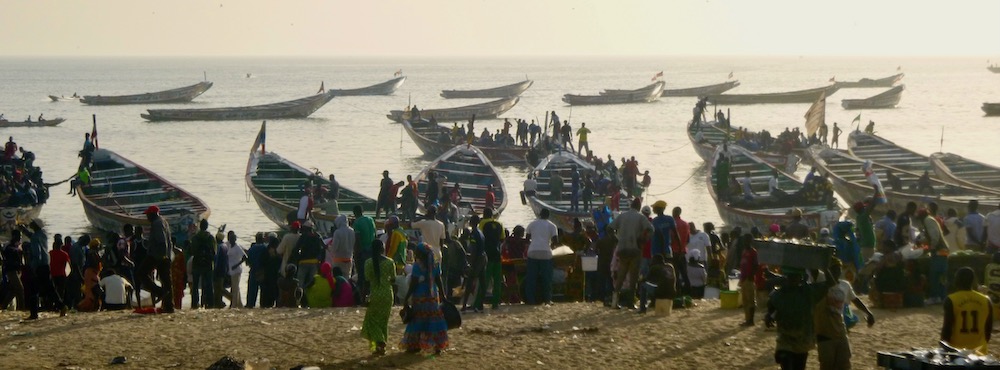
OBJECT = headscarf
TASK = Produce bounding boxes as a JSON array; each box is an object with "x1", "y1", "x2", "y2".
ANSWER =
[
  {"x1": 410, "y1": 242, "x2": 434, "y2": 292},
  {"x1": 319, "y1": 262, "x2": 336, "y2": 291}
]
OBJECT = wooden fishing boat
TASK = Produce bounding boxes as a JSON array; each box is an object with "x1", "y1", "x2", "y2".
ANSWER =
[
  {"x1": 80, "y1": 81, "x2": 213, "y2": 105},
  {"x1": 77, "y1": 149, "x2": 211, "y2": 235},
  {"x1": 403, "y1": 118, "x2": 528, "y2": 165},
  {"x1": 708, "y1": 145, "x2": 829, "y2": 231},
  {"x1": 988, "y1": 66, "x2": 1000, "y2": 73},
  {"x1": 140, "y1": 91, "x2": 335, "y2": 121},
  {"x1": 414, "y1": 144, "x2": 507, "y2": 216},
  {"x1": 982, "y1": 103, "x2": 1000, "y2": 116},
  {"x1": 440, "y1": 79, "x2": 533, "y2": 99},
  {"x1": 604, "y1": 80, "x2": 741, "y2": 97},
  {"x1": 0, "y1": 204, "x2": 43, "y2": 235},
  {"x1": 245, "y1": 122, "x2": 385, "y2": 231},
  {"x1": 929, "y1": 152, "x2": 1000, "y2": 190},
  {"x1": 846, "y1": 131, "x2": 935, "y2": 176},
  {"x1": 686, "y1": 119, "x2": 800, "y2": 171},
  {"x1": 833, "y1": 73, "x2": 904, "y2": 88},
  {"x1": 807, "y1": 146, "x2": 1000, "y2": 216},
  {"x1": 525, "y1": 150, "x2": 628, "y2": 231},
  {"x1": 707, "y1": 84, "x2": 840, "y2": 105},
  {"x1": 387, "y1": 96, "x2": 519, "y2": 123},
  {"x1": 562, "y1": 81, "x2": 664, "y2": 106},
  {"x1": 841, "y1": 85, "x2": 905, "y2": 110},
  {"x1": 0, "y1": 118, "x2": 66, "y2": 128},
  {"x1": 328, "y1": 76, "x2": 406, "y2": 96},
  {"x1": 48, "y1": 95, "x2": 80, "y2": 102}
]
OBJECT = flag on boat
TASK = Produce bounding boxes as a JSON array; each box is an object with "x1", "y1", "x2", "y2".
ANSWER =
[
  {"x1": 803, "y1": 91, "x2": 826, "y2": 136},
  {"x1": 651, "y1": 71, "x2": 663, "y2": 81},
  {"x1": 394, "y1": 69, "x2": 402, "y2": 77},
  {"x1": 91, "y1": 117, "x2": 99, "y2": 150},
  {"x1": 728, "y1": 71, "x2": 734, "y2": 79},
  {"x1": 862, "y1": 160, "x2": 888, "y2": 205},
  {"x1": 253, "y1": 121, "x2": 266, "y2": 154},
  {"x1": 317, "y1": 81, "x2": 325, "y2": 94},
  {"x1": 852, "y1": 113, "x2": 862, "y2": 124}
]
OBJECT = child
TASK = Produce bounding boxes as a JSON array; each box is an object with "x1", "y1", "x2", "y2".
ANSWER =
[
  {"x1": 687, "y1": 251, "x2": 708, "y2": 299},
  {"x1": 638, "y1": 254, "x2": 676, "y2": 314},
  {"x1": 99, "y1": 268, "x2": 133, "y2": 311},
  {"x1": 277, "y1": 264, "x2": 302, "y2": 308},
  {"x1": 765, "y1": 265, "x2": 836, "y2": 370}
]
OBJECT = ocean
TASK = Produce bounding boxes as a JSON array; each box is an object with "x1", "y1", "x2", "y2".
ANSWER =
[{"x1": 4, "y1": 55, "x2": 999, "y2": 243}]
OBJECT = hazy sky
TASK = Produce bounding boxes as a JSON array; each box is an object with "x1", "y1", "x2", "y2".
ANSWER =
[{"x1": 4, "y1": 0, "x2": 998, "y2": 57}]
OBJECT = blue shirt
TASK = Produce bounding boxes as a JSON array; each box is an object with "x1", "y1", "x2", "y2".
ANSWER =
[
  {"x1": 651, "y1": 214, "x2": 675, "y2": 257},
  {"x1": 964, "y1": 212, "x2": 986, "y2": 245},
  {"x1": 26, "y1": 229, "x2": 49, "y2": 269},
  {"x1": 874, "y1": 216, "x2": 896, "y2": 243},
  {"x1": 247, "y1": 242, "x2": 268, "y2": 271}
]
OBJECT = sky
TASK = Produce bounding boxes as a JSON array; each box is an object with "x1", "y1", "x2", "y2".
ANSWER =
[{"x1": 3, "y1": 0, "x2": 998, "y2": 57}]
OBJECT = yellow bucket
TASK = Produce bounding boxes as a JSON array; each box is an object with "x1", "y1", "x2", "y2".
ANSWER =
[{"x1": 720, "y1": 290, "x2": 740, "y2": 309}]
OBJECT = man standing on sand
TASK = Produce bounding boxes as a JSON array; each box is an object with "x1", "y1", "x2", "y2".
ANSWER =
[
  {"x1": 766, "y1": 265, "x2": 836, "y2": 370},
  {"x1": 412, "y1": 206, "x2": 445, "y2": 264},
  {"x1": 20, "y1": 220, "x2": 68, "y2": 319},
  {"x1": 353, "y1": 205, "x2": 377, "y2": 300},
  {"x1": 278, "y1": 221, "x2": 302, "y2": 276},
  {"x1": 328, "y1": 215, "x2": 356, "y2": 279},
  {"x1": 813, "y1": 259, "x2": 875, "y2": 370},
  {"x1": 189, "y1": 219, "x2": 216, "y2": 309},
  {"x1": 477, "y1": 208, "x2": 505, "y2": 310},
  {"x1": 609, "y1": 198, "x2": 654, "y2": 309},
  {"x1": 942, "y1": 267, "x2": 993, "y2": 354},
  {"x1": 671, "y1": 207, "x2": 691, "y2": 294},
  {"x1": 137, "y1": 205, "x2": 174, "y2": 313},
  {"x1": 376, "y1": 170, "x2": 394, "y2": 219},
  {"x1": 525, "y1": 209, "x2": 559, "y2": 305}
]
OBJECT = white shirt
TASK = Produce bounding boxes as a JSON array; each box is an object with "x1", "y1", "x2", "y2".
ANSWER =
[
  {"x1": 820, "y1": 210, "x2": 842, "y2": 231},
  {"x1": 228, "y1": 242, "x2": 248, "y2": 276},
  {"x1": 99, "y1": 275, "x2": 132, "y2": 305},
  {"x1": 526, "y1": 218, "x2": 559, "y2": 260},
  {"x1": 768, "y1": 176, "x2": 779, "y2": 193},
  {"x1": 523, "y1": 178, "x2": 537, "y2": 192},
  {"x1": 412, "y1": 218, "x2": 446, "y2": 262},
  {"x1": 987, "y1": 210, "x2": 1000, "y2": 247},
  {"x1": 297, "y1": 195, "x2": 310, "y2": 219},
  {"x1": 686, "y1": 232, "x2": 710, "y2": 262}
]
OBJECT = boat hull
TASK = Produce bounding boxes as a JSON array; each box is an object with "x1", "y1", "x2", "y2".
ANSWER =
[
  {"x1": 387, "y1": 96, "x2": 519, "y2": 123},
  {"x1": 834, "y1": 73, "x2": 904, "y2": 88},
  {"x1": 0, "y1": 205, "x2": 43, "y2": 234},
  {"x1": 403, "y1": 119, "x2": 529, "y2": 165},
  {"x1": 707, "y1": 85, "x2": 839, "y2": 105},
  {"x1": 983, "y1": 103, "x2": 1000, "y2": 116},
  {"x1": 81, "y1": 81, "x2": 213, "y2": 105},
  {"x1": 329, "y1": 76, "x2": 406, "y2": 96},
  {"x1": 563, "y1": 81, "x2": 664, "y2": 106},
  {"x1": 141, "y1": 92, "x2": 335, "y2": 121},
  {"x1": 0, "y1": 118, "x2": 65, "y2": 127},
  {"x1": 440, "y1": 80, "x2": 533, "y2": 99},
  {"x1": 841, "y1": 85, "x2": 904, "y2": 110}
]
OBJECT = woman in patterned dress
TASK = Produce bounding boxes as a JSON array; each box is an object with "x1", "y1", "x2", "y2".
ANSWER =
[
  {"x1": 361, "y1": 240, "x2": 396, "y2": 356},
  {"x1": 399, "y1": 242, "x2": 448, "y2": 355}
]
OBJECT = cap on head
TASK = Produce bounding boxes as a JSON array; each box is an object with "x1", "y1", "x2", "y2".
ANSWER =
[
  {"x1": 303, "y1": 220, "x2": 315, "y2": 228},
  {"x1": 652, "y1": 200, "x2": 667, "y2": 211},
  {"x1": 641, "y1": 206, "x2": 651, "y2": 215},
  {"x1": 820, "y1": 228, "x2": 830, "y2": 235},
  {"x1": 290, "y1": 221, "x2": 301, "y2": 230},
  {"x1": 143, "y1": 205, "x2": 160, "y2": 215}
]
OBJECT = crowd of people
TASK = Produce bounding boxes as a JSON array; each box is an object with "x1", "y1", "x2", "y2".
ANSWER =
[{"x1": 1, "y1": 136, "x2": 47, "y2": 210}]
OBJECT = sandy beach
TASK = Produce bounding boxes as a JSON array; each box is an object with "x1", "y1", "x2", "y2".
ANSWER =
[{"x1": 0, "y1": 296, "x2": 976, "y2": 370}]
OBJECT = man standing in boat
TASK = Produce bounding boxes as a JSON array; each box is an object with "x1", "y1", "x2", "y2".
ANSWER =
[
  {"x1": 139, "y1": 205, "x2": 174, "y2": 313},
  {"x1": 830, "y1": 122, "x2": 842, "y2": 149},
  {"x1": 576, "y1": 123, "x2": 591, "y2": 156},
  {"x1": 376, "y1": 170, "x2": 394, "y2": 219}
]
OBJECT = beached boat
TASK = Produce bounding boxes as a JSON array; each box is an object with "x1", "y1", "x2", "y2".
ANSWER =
[
  {"x1": 841, "y1": 85, "x2": 905, "y2": 110},
  {"x1": 402, "y1": 119, "x2": 529, "y2": 165},
  {"x1": 562, "y1": 81, "x2": 664, "y2": 106},
  {"x1": 846, "y1": 131, "x2": 935, "y2": 176},
  {"x1": 140, "y1": 91, "x2": 335, "y2": 121},
  {"x1": 686, "y1": 119, "x2": 800, "y2": 171},
  {"x1": 440, "y1": 79, "x2": 533, "y2": 99},
  {"x1": 0, "y1": 118, "x2": 66, "y2": 128},
  {"x1": 245, "y1": 122, "x2": 384, "y2": 231},
  {"x1": 929, "y1": 152, "x2": 1000, "y2": 190},
  {"x1": 328, "y1": 76, "x2": 406, "y2": 96},
  {"x1": 982, "y1": 103, "x2": 1000, "y2": 116},
  {"x1": 80, "y1": 81, "x2": 213, "y2": 105},
  {"x1": 525, "y1": 150, "x2": 628, "y2": 231},
  {"x1": 414, "y1": 144, "x2": 507, "y2": 216},
  {"x1": 807, "y1": 146, "x2": 1000, "y2": 215},
  {"x1": 707, "y1": 84, "x2": 840, "y2": 105},
  {"x1": 77, "y1": 149, "x2": 211, "y2": 235},
  {"x1": 708, "y1": 145, "x2": 829, "y2": 230},
  {"x1": 48, "y1": 95, "x2": 80, "y2": 102},
  {"x1": 386, "y1": 96, "x2": 519, "y2": 123},
  {"x1": 834, "y1": 73, "x2": 904, "y2": 88},
  {"x1": 604, "y1": 80, "x2": 741, "y2": 97}
]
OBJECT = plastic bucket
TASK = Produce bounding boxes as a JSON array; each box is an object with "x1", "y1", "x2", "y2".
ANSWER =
[{"x1": 720, "y1": 290, "x2": 740, "y2": 309}]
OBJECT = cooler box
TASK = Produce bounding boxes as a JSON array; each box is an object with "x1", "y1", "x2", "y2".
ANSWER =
[
  {"x1": 755, "y1": 240, "x2": 835, "y2": 269},
  {"x1": 720, "y1": 290, "x2": 740, "y2": 309}
]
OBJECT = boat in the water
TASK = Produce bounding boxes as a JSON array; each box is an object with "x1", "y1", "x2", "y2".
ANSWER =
[
  {"x1": 0, "y1": 118, "x2": 66, "y2": 128},
  {"x1": 402, "y1": 119, "x2": 529, "y2": 165},
  {"x1": 988, "y1": 65, "x2": 1000, "y2": 73},
  {"x1": 140, "y1": 91, "x2": 335, "y2": 121},
  {"x1": 841, "y1": 85, "x2": 905, "y2": 110},
  {"x1": 687, "y1": 119, "x2": 800, "y2": 171},
  {"x1": 707, "y1": 84, "x2": 840, "y2": 105},
  {"x1": 386, "y1": 96, "x2": 519, "y2": 123},
  {"x1": 440, "y1": 79, "x2": 533, "y2": 99},
  {"x1": 833, "y1": 73, "x2": 904, "y2": 88},
  {"x1": 77, "y1": 148, "x2": 211, "y2": 235},
  {"x1": 1, "y1": 140, "x2": 49, "y2": 233},
  {"x1": 328, "y1": 76, "x2": 406, "y2": 96},
  {"x1": 983, "y1": 103, "x2": 1000, "y2": 116},
  {"x1": 245, "y1": 122, "x2": 384, "y2": 231},
  {"x1": 414, "y1": 144, "x2": 507, "y2": 216},
  {"x1": 525, "y1": 150, "x2": 628, "y2": 231},
  {"x1": 929, "y1": 152, "x2": 1000, "y2": 190},
  {"x1": 80, "y1": 81, "x2": 213, "y2": 105},
  {"x1": 562, "y1": 81, "x2": 664, "y2": 106},
  {"x1": 807, "y1": 146, "x2": 1000, "y2": 215},
  {"x1": 604, "y1": 80, "x2": 741, "y2": 97},
  {"x1": 708, "y1": 145, "x2": 829, "y2": 230},
  {"x1": 48, "y1": 95, "x2": 80, "y2": 102}
]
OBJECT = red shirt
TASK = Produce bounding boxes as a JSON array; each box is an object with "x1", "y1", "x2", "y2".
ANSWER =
[
  {"x1": 484, "y1": 190, "x2": 496, "y2": 211},
  {"x1": 671, "y1": 216, "x2": 690, "y2": 255},
  {"x1": 739, "y1": 248, "x2": 758, "y2": 283},
  {"x1": 642, "y1": 216, "x2": 653, "y2": 258},
  {"x1": 49, "y1": 249, "x2": 70, "y2": 277}
]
